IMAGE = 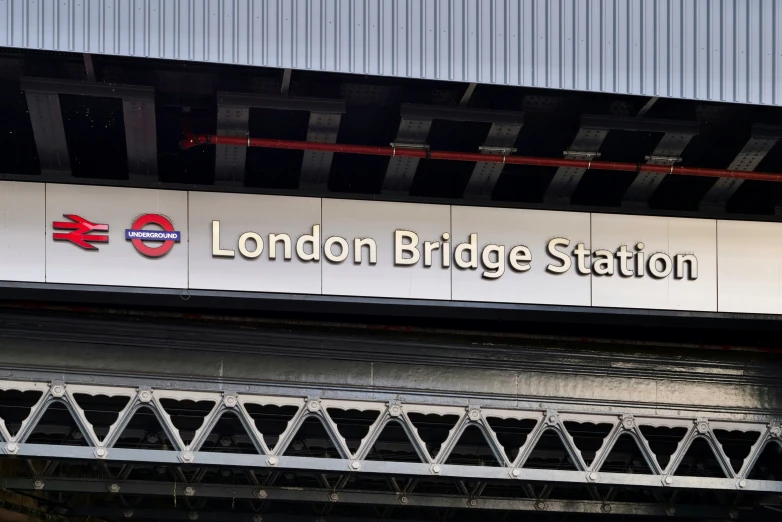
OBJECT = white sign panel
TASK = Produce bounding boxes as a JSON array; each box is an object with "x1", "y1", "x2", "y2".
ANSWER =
[
  {"x1": 189, "y1": 192, "x2": 322, "y2": 294},
  {"x1": 591, "y1": 214, "x2": 717, "y2": 311},
  {"x1": 0, "y1": 181, "x2": 45, "y2": 283},
  {"x1": 3, "y1": 181, "x2": 782, "y2": 316},
  {"x1": 322, "y1": 199, "x2": 451, "y2": 300},
  {"x1": 45, "y1": 184, "x2": 188, "y2": 288},
  {"x1": 451, "y1": 206, "x2": 591, "y2": 306}
]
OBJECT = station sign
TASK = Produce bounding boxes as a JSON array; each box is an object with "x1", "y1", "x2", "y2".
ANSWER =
[{"x1": 0, "y1": 180, "x2": 778, "y2": 314}]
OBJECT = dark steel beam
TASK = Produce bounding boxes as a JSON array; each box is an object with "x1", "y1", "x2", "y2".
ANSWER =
[
  {"x1": 214, "y1": 104, "x2": 250, "y2": 184},
  {"x1": 24, "y1": 90, "x2": 70, "y2": 178},
  {"x1": 216, "y1": 93, "x2": 345, "y2": 114},
  {"x1": 299, "y1": 112, "x2": 343, "y2": 188},
  {"x1": 400, "y1": 104, "x2": 525, "y2": 125},
  {"x1": 544, "y1": 118, "x2": 609, "y2": 203},
  {"x1": 700, "y1": 124, "x2": 782, "y2": 210},
  {"x1": 2, "y1": 478, "x2": 760, "y2": 519},
  {"x1": 463, "y1": 121, "x2": 523, "y2": 198},
  {"x1": 20, "y1": 77, "x2": 154, "y2": 101},
  {"x1": 382, "y1": 117, "x2": 433, "y2": 193}
]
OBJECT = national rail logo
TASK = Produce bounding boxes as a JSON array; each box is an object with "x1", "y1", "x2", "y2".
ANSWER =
[{"x1": 125, "y1": 213, "x2": 181, "y2": 258}]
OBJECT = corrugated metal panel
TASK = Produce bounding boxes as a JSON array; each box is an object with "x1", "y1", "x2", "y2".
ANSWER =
[{"x1": 1, "y1": 0, "x2": 780, "y2": 106}]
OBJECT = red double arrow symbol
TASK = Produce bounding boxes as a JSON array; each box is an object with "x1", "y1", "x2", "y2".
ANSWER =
[{"x1": 52, "y1": 214, "x2": 109, "y2": 250}]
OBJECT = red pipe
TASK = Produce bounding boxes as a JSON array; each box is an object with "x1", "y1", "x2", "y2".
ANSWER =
[{"x1": 180, "y1": 133, "x2": 782, "y2": 183}]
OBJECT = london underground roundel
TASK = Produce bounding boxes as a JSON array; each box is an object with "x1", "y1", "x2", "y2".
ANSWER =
[{"x1": 125, "y1": 214, "x2": 181, "y2": 258}]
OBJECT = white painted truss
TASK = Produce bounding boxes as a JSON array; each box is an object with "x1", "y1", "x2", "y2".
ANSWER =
[{"x1": 1, "y1": 378, "x2": 781, "y2": 497}]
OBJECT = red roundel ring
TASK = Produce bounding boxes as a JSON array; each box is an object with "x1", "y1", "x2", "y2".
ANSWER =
[{"x1": 128, "y1": 213, "x2": 177, "y2": 258}]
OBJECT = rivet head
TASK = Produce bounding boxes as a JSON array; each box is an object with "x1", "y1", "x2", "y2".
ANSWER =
[
  {"x1": 738, "y1": 479, "x2": 747, "y2": 489},
  {"x1": 588, "y1": 472, "x2": 599, "y2": 482},
  {"x1": 182, "y1": 451, "x2": 194, "y2": 463},
  {"x1": 267, "y1": 456, "x2": 279, "y2": 467},
  {"x1": 399, "y1": 496, "x2": 408, "y2": 504},
  {"x1": 350, "y1": 460, "x2": 361, "y2": 470},
  {"x1": 255, "y1": 489, "x2": 268, "y2": 499},
  {"x1": 667, "y1": 507, "x2": 676, "y2": 516},
  {"x1": 535, "y1": 501, "x2": 546, "y2": 510},
  {"x1": 329, "y1": 493, "x2": 339, "y2": 502},
  {"x1": 602, "y1": 504, "x2": 612, "y2": 513},
  {"x1": 665, "y1": 476, "x2": 673, "y2": 485},
  {"x1": 511, "y1": 468, "x2": 520, "y2": 477},
  {"x1": 33, "y1": 480, "x2": 44, "y2": 490},
  {"x1": 184, "y1": 487, "x2": 195, "y2": 496},
  {"x1": 95, "y1": 447, "x2": 107, "y2": 458},
  {"x1": 431, "y1": 464, "x2": 442, "y2": 474},
  {"x1": 109, "y1": 483, "x2": 120, "y2": 493},
  {"x1": 468, "y1": 499, "x2": 477, "y2": 507},
  {"x1": 6, "y1": 442, "x2": 18, "y2": 454}
]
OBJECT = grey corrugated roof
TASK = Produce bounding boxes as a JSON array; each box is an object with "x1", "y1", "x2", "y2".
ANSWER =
[{"x1": 1, "y1": 0, "x2": 779, "y2": 106}]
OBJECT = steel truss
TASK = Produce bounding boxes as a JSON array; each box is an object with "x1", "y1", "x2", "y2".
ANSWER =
[{"x1": 1, "y1": 379, "x2": 781, "y2": 497}]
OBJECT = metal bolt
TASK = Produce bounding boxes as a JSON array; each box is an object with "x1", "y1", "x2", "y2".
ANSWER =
[
  {"x1": 696, "y1": 421, "x2": 709, "y2": 434},
  {"x1": 147, "y1": 433, "x2": 160, "y2": 444},
  {"x1": 253, "y1": 516, "x2": 263, "y2": 522},
  {"x1": 33, "y1": 480, "x2": 44, "y2": 490},
  {"x1": 139, "y1": 390, "x2": 152, "y2": 402},
  {"x1": 292, "y1": 441, "x2": 304, "y2": 451},
  {"x1": 770, "y1": 425, "x2": 781, "y2": 438},
  {"x1": 184, "y1": 486, "x2": 195, "y2": 497},
  {"x1": 399, "y1": 496, "x2": 408, "y2": 504},
  {"x1": 468, "y1": 409, "x2": 481, "y2": 421},
  {"x1": 535, "y1": 500, "x2": 546, "y2": 510},
  {"x1": 182, "y1": 451, "x2": 194, "y2": 463},
  {"x1": 738, "y1": 479, "x2": 747, "y2": 489},
  {"x1": 124, "y1": 509, "x2": 134, "y2": 518},
  {"x1": 188, "y1": 512, "x2": 198, "y2": 521},
  {"x1": 665, "y1": 476, "x2": 673, "y2": 485},
  {"x1": 307, "y1": 400, "x2": 321, "y2": 412},
  {"x1": 109, "y1": 483, "x2": 120, "y2": 493},
  {"x1": 588, "y1": 472, "x2": 598, "y2": 482},
  {"x1": 667, "y1": 507, "x2": 676, "y2": 516},
  {"x1": 468, "y1": 499, "x2": 477, "y2": 507},
  {"x1": 350, "y1": 460, "x2": 361, "y2": 470},
  {"x1": 95, "y1": 447, "x2": 107, "y2": 458},
  {"x1": 511, "y1": 468, "x2": 520, "y2": 477},
  {"x1": 546, "y1": 415, "x2": 558, "y2": 425},
  {"x1": 6, "y1": 442, "x2": 18, "y2": 454},
  {"x1": 223, "y1": 395, "x2": 237, "y2": 408},
  {"x1": 730, "y1": 509, "x2": 739, "y2": 520},
  {"x1": 389, "y1": 405, "x2": 402, "y2": 417},
  {"x1": 431, "y1": 464, "x2": 442, "y2": 474},
  {"x1": 255, "y1": 489, "x2": 268, "y2": 499},
  {"x1": 51, "y1": 385, "x2": 64, "y2": 397},
  {"x1": 329, "y1": 492, "x2": 339, "y2": 502},
  {"x1": 267, "y1": 456, "x2": 279, "y2": 466},
  {"x1": 602, "y1": 504, "x2": 612, "y2": 513},
  {"x1": 220, "y1": 436, "x2": 232, "y2": 447}
]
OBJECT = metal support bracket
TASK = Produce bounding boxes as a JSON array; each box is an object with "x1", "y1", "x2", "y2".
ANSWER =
[{"x1": 463, "y1": 121, "x2": 523, "y2": 199}]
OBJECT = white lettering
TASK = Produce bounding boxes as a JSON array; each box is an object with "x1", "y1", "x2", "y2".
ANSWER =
[
  {"x1": 481, "y1": 244, "x2": 505, "y2": 279},
  {"x1": 238, "y1": 232, "x2": 263, "y2": 259},
  {"x1": 675, "y1": 254, "x2": 698, "y2": 280},
  {"x1": 269, "y1": 233, "x2": 292, "y2": 260},
  {"x1": 212, "y1": 220, "x2": 235, "y2": 258},
  {"x1": 395, "y1": 230, "x2": 420, "y2": 265},
  {"x1": 509, "y1": 245, "x2": 531, "y2": 272},
  {"x1": 325, "y1": 236, "x2": 349, "y2": 263},
  {"x1": 648, "y1": 252, "x2": 672, "y2": 278},
  {"x1": 546, "y1": 238, "x2": 571, "y2": 274},
  {"x1": 455, "y1": 233, "x2": 478, "y2": 269},
  {"x1": 354, "y1": 238, "x2": 377, "y2": 264},
  {"x1": 592, "y1": 249, "x2": 614, "y2": 276},
  {"x1": 296, "y1": 225, "x2": 320, "y2": 262}
]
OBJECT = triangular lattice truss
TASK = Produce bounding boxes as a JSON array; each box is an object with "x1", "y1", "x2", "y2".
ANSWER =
[{"x1": 1, "y1": 379, "x2": 781, "y2": 520}]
